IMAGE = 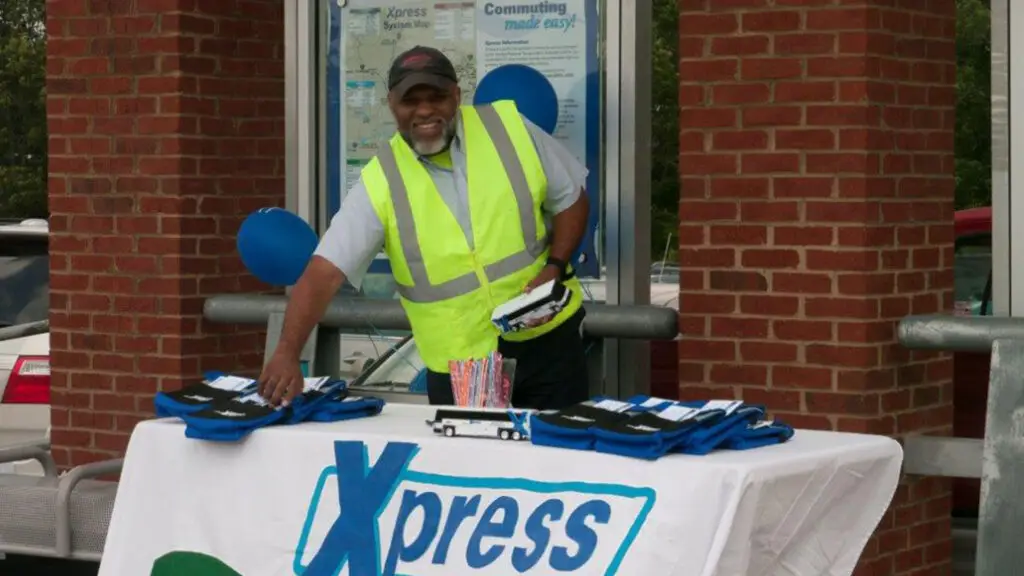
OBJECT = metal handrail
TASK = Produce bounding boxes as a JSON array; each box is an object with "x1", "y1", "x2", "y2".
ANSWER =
[
  {"x1": 897, "y1": 313, "x2": 1024, "y2": 576},
  {"x1": 54, "y1": 458, "x2": 124, "y2": 557},
  {"x1": 0, "y1": 442, "x2": 57, "y2": 477},
  {"x1": 203, "y1": 294, "x2": 680, "y2": 340},
  {"x1": 899, "y1": 315, "x2": 1024, "y2": 352},
  {"x1": 0, "y1": 320, "x2": 49, "y2": 342}
]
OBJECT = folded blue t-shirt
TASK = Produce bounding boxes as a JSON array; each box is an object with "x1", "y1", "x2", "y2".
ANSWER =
[
  {"x1": 304, "y1": 395, "x2": 385, "y2": 423},
  {"x1": 529, "y1": 397, "x2": 644, "y2": 451},
  {"x1": 283, "y1": 378, "x2": 348, "y2": 424},
  {"x1": 154, "y1": 373, "x2": 256, "y2": 418},
  {"x1": 592, "y1": 401, "x2": 728, "y2": 460},
  {"x1": 181, "y1": 390, "x2": 289, "y2": 433},
  {"x1": 723, "y1": 419, "x2": 794, "y2": 450},
  {"x1": 674, "y1": 402, "x2": 765, "y2": 455}
]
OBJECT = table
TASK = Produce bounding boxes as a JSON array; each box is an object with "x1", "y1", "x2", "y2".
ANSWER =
[{"x1": 98, "y1": 404, "x2": 902, "y2": 576}]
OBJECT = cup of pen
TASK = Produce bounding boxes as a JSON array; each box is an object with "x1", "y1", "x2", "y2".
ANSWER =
[{"x1": 449, "y1": 352, "x2": 516, "y2": 408}]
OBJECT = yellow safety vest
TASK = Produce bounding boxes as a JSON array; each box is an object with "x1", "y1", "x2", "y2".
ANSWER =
[{"x1": 362, "y1": 100, "x2": 584, "y2": 373}]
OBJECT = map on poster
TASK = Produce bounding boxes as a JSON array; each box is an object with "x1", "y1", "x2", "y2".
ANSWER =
[{"x1": 342, "y1": 2, "x2": 479, "y2": 187}]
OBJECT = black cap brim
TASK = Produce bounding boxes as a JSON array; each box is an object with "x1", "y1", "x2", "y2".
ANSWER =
[{"x1": 390, "y1": 73, "x2": 455, "y2": 100}]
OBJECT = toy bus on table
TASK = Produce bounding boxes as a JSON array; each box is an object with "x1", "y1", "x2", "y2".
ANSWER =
[{"x1": 428, "y1": 407, "x2": 532, "y2": 441}]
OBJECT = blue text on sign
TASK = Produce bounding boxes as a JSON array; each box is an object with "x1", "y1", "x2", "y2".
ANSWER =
[{"x1": 293, "y1": 441, "x2": 656, "y2": 576}]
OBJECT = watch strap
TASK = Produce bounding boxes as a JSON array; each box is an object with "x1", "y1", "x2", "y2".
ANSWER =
[{"x1": 545, "y1": 256, "x2": 572, "y2": 280}]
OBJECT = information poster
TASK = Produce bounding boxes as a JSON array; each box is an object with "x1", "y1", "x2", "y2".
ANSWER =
[
  {"x1": 476, "y1": 1, "x2": 588, "y2": 173},
  {"x1": 326, "y1": 0, "x2": 601, "y2": 278}
]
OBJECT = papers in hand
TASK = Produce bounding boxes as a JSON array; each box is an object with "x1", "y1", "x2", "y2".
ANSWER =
[{"x1": 490, "y1": 279, "x2": 571, "y2": 334}]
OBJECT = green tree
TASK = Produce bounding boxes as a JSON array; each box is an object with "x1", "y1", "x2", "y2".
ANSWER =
[
  {"x1": 0, "y1": 0, "x2": 47, "y2": 219},
  {"x1": 650, "y1": 0, "x2": 680, "y2": 262},
  {"x1": 955, "y1": 0, "x2": 991, "y2": 209}
]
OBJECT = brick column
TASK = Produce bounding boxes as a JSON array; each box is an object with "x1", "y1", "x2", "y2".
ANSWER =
[
  {"x1": 678, "y1": 1, "x2": 955, "y2": 574},
  {"x1": 46, "y1": 0, "x2": 285, "y2": 467}
]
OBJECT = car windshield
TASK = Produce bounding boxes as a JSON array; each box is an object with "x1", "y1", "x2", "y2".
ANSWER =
[
  {"x1": 350, "y1": 335, "x2": 425, "y2": 391},
  {"x1": 953, "y1": 236, "x2": 992, "y2": 307},
  {"x1": 0, "y1": 235, "x2": 49, "y2": 327}
]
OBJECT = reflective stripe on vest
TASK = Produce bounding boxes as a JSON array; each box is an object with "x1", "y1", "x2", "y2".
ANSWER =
[{"x1": 376, "y1": 104, "x2": 547, "y2": 303}]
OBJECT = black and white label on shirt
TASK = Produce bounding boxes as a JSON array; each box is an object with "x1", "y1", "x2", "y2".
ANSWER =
[
  {"x1": 208, "y1": 376, "x2": 256, "y2": 392},
  {"x1": 655, "y1": 404, "x2": 699, "y2": 422},
  {"x1": 236, "y1": 392, "x2": 272, "y2": 408},
  {"x1": 591, "y1": 399, "x2": 634, "y2": 413},
  {"x1": 699, "y1": 400, "x2": 742, "y2": 416},
  {"x1": 638, "y1": 397, "x2": 673, "y2": 409},
  {"x1": 182, "y1": 394, "x2": 214, "y2": 402},
  {"x1": 563, "y1": 414, "x2": 596, "y2": 423},
  {"x1": 302, "y1": 377, "x2": 332, "y2": 393}
]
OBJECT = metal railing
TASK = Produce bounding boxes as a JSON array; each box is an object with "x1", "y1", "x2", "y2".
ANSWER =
[
  {"x1": 203, "y1": 294, "x2": 681, "y2": 340},
  {"x1": 898, "y1": 315, "x2": 1024, "y2": 576},
  {"x1": 0, "y1": 320, "x2": 48, "y2": 342},
  {"x1": 203, "y1": 294, "x2": 681, "y2": 404}
]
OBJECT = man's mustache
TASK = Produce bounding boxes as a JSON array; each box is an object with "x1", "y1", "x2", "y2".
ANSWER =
[{"x1": 412, "y1": 117, "x2": 447, "y2": 128}]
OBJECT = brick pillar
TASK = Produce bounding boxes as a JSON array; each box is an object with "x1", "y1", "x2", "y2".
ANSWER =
[
  {"x1": 678, "y1": 1, "x2": 955, "y2": 574},
  {"x1": 46, "y1": 0, "x2": 285, "y2": 467}
]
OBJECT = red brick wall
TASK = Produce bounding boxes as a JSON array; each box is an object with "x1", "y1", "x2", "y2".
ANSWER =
[
  {"x1": 46, "y1": 0, "x2": 285, "y2": 468},
  {"x1": 678, "y1": 1, "x2": 955, "y2": 574}
]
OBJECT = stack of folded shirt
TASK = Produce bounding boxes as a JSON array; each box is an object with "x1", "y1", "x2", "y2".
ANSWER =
[
  {"x1": 154, "y1": 372, "x2": 256, "y2": 418},
  {"x1": 529, "y1": 397, "x2": 641, "y2": 451},
  {"x1": 722, "y1": 419, "x2": 795, "y2": 450},
  {"x1": 530, "y1": 396, "x2": 794, "y2": 460},
  {"x1": 155, "y1": 374, "x2": 386, "y2": 442},
  {"x1": 592, "y1": 401, "x2": 729, "y2": 460}
]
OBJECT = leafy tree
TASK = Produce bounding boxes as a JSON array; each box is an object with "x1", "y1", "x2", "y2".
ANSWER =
[
  {"x1": 0, "y1": 0, "x2": 995, "y2": 227},
  {"x1": 0, "y1": 0, "x2": 47, "y2": 219},
  {"x1": 650, "y1": 0, "x2": 680, "y2": 262},
  {"x1": 954, "y1": 0, "x2": 991, "y2": 209}
]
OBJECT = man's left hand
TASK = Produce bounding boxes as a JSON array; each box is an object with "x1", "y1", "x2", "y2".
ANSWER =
[
  {"x1": 524, "y1": 264, "x2": 560, "y2": 293},
  {"x1": 520, "y1": 265, "x2": 561, "y2": 328}
]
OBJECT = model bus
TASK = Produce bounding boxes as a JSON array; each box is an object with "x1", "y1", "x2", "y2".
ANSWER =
[{"x1": 428, "y1": 407, "x2": 532, "y2": 441}]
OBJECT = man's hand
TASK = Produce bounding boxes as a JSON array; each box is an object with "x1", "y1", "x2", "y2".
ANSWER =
[
  {"x1": 524, "y1": 264, "x2": 560, "y2": 293},
  {"x1": 255, "y1": 255, "x2": 347, "y2": 406},
  {"x1": 258, "y1": 347, "x2": 304, "y2": 407},
  {"x1": 520, "y1": 265, "x2": 561, "y2": 328}
]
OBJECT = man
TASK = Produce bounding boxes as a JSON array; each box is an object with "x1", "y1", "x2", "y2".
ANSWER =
[{"x1": 258, "y1": 46, "x2": 591, "y2": 410}]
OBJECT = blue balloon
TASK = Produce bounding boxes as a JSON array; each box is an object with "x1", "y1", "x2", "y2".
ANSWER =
[
  {"x1": 474, "y1": 64, "x2": 559, "y2": 135},
  {"x1": 237, "y1": 208, "x2": 318, "y2": 287}
]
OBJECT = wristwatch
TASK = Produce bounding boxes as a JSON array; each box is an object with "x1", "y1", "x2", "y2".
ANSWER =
[{"x1": 545, "y1": 256, "x2": 569, "y2": 280}]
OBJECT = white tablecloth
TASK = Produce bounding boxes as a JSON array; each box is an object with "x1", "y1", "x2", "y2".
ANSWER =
[{"x1": 98, "y1": 404, "x2": 902, "y2": 576}]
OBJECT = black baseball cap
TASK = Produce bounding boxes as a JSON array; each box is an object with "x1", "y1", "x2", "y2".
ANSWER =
[{"x1": 387, "y1": 46, "x2": 458, "y2": 99}]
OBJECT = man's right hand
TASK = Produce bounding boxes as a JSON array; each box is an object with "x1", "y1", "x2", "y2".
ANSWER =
[{"x1": 258, "y1": 348, "x2": 304, "y2": 407}]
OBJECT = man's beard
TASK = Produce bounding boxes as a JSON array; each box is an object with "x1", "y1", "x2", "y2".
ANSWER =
[{"x1": 403, "y1": 117, "x2": 456, "y2": 156}]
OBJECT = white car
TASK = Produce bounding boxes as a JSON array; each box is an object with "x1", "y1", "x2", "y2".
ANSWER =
[{"x1": 0, "y1": 219, "x2": 51, "y2": 475}]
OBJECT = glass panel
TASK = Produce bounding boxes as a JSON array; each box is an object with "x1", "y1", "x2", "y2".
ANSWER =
[
  {"x1": 320, "y1": 0, "x2": 606, "y2": 285},
  {"x1": 953, "y1": 235, "x2": 993, "y2": 316},
  {"x1": 317, "y1": 0, "x2": 608, "y2": 386},
  {"x1": 0, "y1": 235, "x2": 49, "y2": 327}
]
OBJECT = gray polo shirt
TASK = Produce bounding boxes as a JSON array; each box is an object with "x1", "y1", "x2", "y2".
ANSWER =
[{"x1": 315, "y1": 114, "x2": 589, "y2": 289}]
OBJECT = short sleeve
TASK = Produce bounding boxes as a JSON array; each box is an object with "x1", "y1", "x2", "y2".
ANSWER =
[
  {"x1": 312, "y1": 178, "x2": 385, "y2": 290},
  {"x1": 522, "y1": 115, "x2": 589, "y2": 215}
]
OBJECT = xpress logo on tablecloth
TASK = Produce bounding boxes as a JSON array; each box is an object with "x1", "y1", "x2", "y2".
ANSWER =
[{"x1": 293, "y1": 441, "x2": 656, "y2": 576}]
